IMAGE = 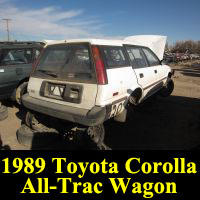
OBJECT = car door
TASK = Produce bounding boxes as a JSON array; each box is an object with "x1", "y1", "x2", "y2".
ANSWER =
[
  {"x1": 142, "y1": 47, "x2": 168, "y2": 90},
  {"x1": 0, "y1": 50, "x2": 19, "y2": 98},
  {"x1": 125, "y1": 45, "x2": 155, "y2": 98}
]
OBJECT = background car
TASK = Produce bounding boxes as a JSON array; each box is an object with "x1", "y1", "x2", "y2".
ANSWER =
[{"x1": 0, "y1": 41, "x2": 44, "y2": 104}]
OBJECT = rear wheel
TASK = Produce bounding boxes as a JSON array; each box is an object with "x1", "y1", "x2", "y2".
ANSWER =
[
  {"x1": 158, "y1": 79, "x2": 174, "y2": 97},
  {"x1": 16, "y1": 82, "x2": 28, "y2": 105},
  {"x1": 25, "y1": 111, "x2": 58, "y2": 133},
  {"x1": 129, "y1": 95, "x2": 137, "y2": 105},
  {"x1": 16, "y1": 124, "x2": 59, "y2": 148},
  {"x1": 0, "y1": 103, "x2": 8, "y2": 121},
  {"x1": 16, "y1": 125, "x2": 36, "y2": 147}
]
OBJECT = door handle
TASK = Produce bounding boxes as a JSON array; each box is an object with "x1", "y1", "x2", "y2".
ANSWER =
[
  {"x1": 154, "y1": 70, "x2": 157, "y2": 74},
  {"x1": 139, "y1": 73, "x2": 144, "y2": 78}
]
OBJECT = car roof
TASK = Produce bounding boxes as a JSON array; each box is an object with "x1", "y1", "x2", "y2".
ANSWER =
[
  {"x1": 0, "y1": 41, "x2": 45, "y2": 49},
  {"x1": 46, "y1": 38, "x2": 149, "y2": 47},
  {"x1": 46, "y1": 36, "x2": 166, "y2": 60},
  {"x1": 46, "y1": 39, "x2": 126, "y2": 46}
]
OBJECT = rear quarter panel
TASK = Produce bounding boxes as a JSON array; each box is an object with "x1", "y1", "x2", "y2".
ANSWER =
[{"x1": 95, "y1": 66, "x2": 139, "y2": 106}]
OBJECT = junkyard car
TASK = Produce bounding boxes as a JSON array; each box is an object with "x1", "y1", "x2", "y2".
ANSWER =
[
  {"x1": 0, "y1": 41, "x2": 44, "y2": 104},
  {"x1": 20, "y1": 36, "x2": 174, "y2": 149}
]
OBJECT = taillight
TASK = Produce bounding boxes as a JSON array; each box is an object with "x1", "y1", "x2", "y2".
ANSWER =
[{"x1": 91, "y1": 46, "x2": 108, "y2": 85}]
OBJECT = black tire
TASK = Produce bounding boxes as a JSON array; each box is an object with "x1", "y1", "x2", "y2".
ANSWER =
[
  {"x1": 16, "y1": 82, "x2": 28, "y2": 105},
  {"x1": 158, "y1": 79, "x2": 174, "y2": 97},
  {"x1": 25, "y1": 111, "x2": 31, "y2": 128},
  {"x1": 129, "y1": 95, "x2": 137, "y2": 105},
  {"x1": 0, "y1": 135, "x2": 11, "y2": 150},
  {"x1": 25, "y1": 111, "x2": 58, "y2": 133},
  {"x1": 16, "y1": 124, "x2": 60, "y2": 148},
  {"x1": 0, "y1": 105, "x2": 8, "y2": 121}
]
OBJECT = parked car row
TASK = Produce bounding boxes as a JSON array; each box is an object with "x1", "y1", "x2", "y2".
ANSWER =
[
  {"x1": 0, "y1": 36, "x2": 175, "y2": 150},
  {"x1": 163, "y1": 52, "x2": 200, "y2": 63}
]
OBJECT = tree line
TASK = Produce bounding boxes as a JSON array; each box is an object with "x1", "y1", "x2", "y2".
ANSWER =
[{"x1": 166, "y1": 40, "x2": 200, "y2": 54}]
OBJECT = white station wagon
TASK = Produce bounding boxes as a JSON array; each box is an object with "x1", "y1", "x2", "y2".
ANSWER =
[{"x1": 19, "y1": 35, "x2": 174, "y2": 149}]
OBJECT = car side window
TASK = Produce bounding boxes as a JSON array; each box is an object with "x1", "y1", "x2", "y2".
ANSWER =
[
  {"x1": 126, "y1": 46, "x2": 148, "y2": 68},
  {"x1": 1, "y1": 49, "x2": 33, "y2": 65},
  {"x1": 142, "y1": 48, "x2": 160, "y2": 66},
  {"x1": 101, "y1": 46, "x2": 129, "y2": 68}
]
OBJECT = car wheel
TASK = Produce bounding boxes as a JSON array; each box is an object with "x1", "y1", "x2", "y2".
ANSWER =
[
  {"x1": 158, "y1": 79, "x2": 174, "y2": 97},
  {"x1": 25, "y1": 111, "x2": 58, "y2": 133},
  {"x1": 0, "y1": 103, "x2": 8, "y2": 121},
  {"x1": 16, "y1": 82, "x2": 28, "y2": 105},
  {"x1": 25, "y1": 111, "x2": 32, "y2": 128},
  {"x1": 16, "y1": 124, "x2": 60, "y2": 148},
  {"x1": 129, "y1": 95, "x2": 137, "y2": 105}
]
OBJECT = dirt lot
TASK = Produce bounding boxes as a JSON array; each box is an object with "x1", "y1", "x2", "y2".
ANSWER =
[{"x1": 0, "y1": 61, "x2": 200, "y2": 150}]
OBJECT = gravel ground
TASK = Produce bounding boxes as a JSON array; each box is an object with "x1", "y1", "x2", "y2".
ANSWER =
[{"x1": 0, "y1": 61, "x2": 200, "y2": 150}]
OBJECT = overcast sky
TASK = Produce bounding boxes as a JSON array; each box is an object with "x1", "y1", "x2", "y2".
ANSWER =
[{"x1": 0, "y1": 0, "x2": 199, "y2": 43}]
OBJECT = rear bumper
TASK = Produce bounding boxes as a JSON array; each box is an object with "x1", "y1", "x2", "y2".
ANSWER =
[{"x1": 22, "y1": 94, "x2": 110, "y2": 126}]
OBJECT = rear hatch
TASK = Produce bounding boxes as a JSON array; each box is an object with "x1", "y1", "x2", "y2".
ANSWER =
[{"x1": 29, "y1": 43, "x2": 98, "y2": 110}]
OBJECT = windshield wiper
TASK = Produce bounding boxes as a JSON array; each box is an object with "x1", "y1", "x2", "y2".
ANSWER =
[{"x1": 37, "y1": 69, "x2": 58, "y2": 78}]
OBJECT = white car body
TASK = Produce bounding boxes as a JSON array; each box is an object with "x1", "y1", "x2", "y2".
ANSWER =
[{"x1": 23, "y1": 37, "x2": 173, "y2": 126}]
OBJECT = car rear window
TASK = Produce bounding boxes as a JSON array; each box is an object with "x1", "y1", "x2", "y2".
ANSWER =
[
  {"x1": 100, "y1": 46, "x2": 129, "y2": 68},
  {"x1": 35, "y1": 44, "x2": 95, "y2": 82}
]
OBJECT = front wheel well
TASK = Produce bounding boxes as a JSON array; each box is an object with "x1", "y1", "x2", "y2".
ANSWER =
[
  {"x1": 11, "y1": 78, "x2": 29, "y2": 102},
  {"x1": 17, "y1": 77, "x2": 29, "y2": 87},
  {"x1": 168, "y1": 72, "x2": 173, "y2": 78},
  {"x1": 129, "y1": 88, "x2": 143, "y2": 104}
]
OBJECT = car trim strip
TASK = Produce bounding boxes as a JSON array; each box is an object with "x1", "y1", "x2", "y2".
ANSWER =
[{"x1": 143, "y1": 76, "x2": 167, "y2": 90}]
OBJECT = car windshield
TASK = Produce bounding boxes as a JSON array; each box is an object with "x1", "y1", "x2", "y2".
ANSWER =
[{"x1": 35, "y1": 44, "x2": 94, "y2": 80}]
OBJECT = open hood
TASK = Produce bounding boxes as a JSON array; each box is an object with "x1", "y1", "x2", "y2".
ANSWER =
[{"x1": 124, "y1": 35, "x2": 167, "y2": 60}]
